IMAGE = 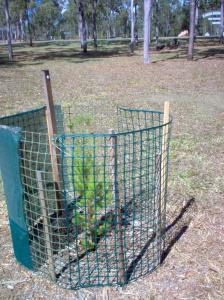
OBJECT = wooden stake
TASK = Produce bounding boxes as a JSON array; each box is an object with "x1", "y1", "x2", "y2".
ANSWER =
[
  {"x1": 36, "y1": 170, "x2": 56, "y2": 281},
  {"x1": 102, "y1": 287, "x2": 110, "y2": 300},
  {"x1": 42, "y1": 70, "x2": 63, "y2": 212},
  {"x1": 160, "y1": 101, "x2": 170, "y2": 233},
  {"x1": 155, "y1": 152, "x2": 162, "y2": 263},
  {"x1": 109, "y1": 130, "x2": 126, "y2": 284}
]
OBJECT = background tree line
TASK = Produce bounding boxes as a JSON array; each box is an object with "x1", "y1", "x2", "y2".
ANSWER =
[{"x1": 1, "y1": 0, "x2": 223, "y2": 62}]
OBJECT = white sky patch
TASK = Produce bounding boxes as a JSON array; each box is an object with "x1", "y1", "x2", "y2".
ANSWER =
[{"x1": 61, "y1": 0, "x2": 69, "y2": 14}]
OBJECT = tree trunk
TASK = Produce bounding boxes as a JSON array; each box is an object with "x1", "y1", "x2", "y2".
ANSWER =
[
  {"x1": 113, "y1": 26, "x2": 116, "y2": 37},
  {"x1": 144, "y1": 0, "x2": 152, "y2": 64},
  {"x1": 134, "y1": 3, "x2": 138, "y2": 43},
  {"x1": 155, "y1": 0, "x2": 160, "y2": 49},
  {"x1": 25, "y1": 0, "x2": 33, "y2": 47},
  {"x1": 4, "y1": 0, "x2": 13, "y2": 61},
  {"x1": 106, "y1": 5, "x2": 112, "y2": 40},
  {"x1": 27, "y1": 20, "x2": 33, "y2": 46},
  {"x1": 92, "y1": 0, "x2": 97, "y2": 49},
  {"x1": 220, "y1": 0, "x2": 224, "y2": 43},
  {"x1": 16, "y1": 22, "x2": 20, "y2": 41},
  {"x1": 78, "y1": 0, "x2": 87, "y2": 52},
  {"x1": 130, "y1": 0, "x2": 135, "y2": 52},
  {"x1": 19, "y1": 12, "x2": 25, "y2": 41},
  {"x1": 86, "y1": 21, "x2": 89, "y2": 39},
  {"x1": 195, "y1": 0, "x2": 199, "y2": 38},
  {"x1": 188, "y1": 0, "x2": 196, "y2": 60},
  {"x1": 165, "y1": 9, "x2": 171, "y2": 37},
  {"x1": 19, "y1": 18, "x2": 22, "y2": 41}
]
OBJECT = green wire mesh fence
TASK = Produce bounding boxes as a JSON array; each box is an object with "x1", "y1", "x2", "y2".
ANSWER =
[{"x1": 0, "y1": 104, "x2": 172, "y2": 289}]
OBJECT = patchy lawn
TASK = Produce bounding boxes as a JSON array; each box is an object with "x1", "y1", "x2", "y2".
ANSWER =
[{"x1": 0, "y1": 39, "x2": 224, "y2": 299}]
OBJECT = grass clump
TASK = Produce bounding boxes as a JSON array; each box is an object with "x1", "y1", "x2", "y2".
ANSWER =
[
  {"x1": 67, "y1": 113, "x2": 93, "y2": 133},
  {"x1": 170, "y1": 136, "x2": 198, "y2": 160}
]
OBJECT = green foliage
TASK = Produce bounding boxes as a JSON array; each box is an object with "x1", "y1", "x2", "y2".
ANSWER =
[
  {"x1": 71, "y1": 139, "x2": 112, "y2": 250},
  {"x1": 0, "y1": 0, "x2": 5, "y2": 28},
  {"x1": 61, "y1": 1, "x2": 79, "y2": 38},
  {"x1": 80, "y1": 239, "x2": 95, "y2": 250},
  {"x1": 67, "y1": 113, "x2": 93, "y2": 133},
  {"x1": 32, "y1": 0, "x2": 61, "y2": 39},
  {"x1": 1, "y1": 0, "x2": 223, "y2": 48}
]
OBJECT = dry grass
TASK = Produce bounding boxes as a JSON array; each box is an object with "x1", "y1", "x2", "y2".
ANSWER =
[{"x1": 0, "y1": 39, "x2": 224, "y2": 299}]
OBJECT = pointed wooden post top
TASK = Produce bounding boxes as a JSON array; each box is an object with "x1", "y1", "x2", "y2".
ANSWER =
[{"x1": 42, "y1": 69, "x2": 57, "y2": 135}]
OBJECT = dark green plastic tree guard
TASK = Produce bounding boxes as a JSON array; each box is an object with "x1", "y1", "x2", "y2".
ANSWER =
[{"x1": 0, "y1": 126, "x2": 32, "y2": 269}]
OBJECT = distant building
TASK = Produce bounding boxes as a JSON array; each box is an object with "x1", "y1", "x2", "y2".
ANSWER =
[{"x1": 202, "y1": 11, "x2": 221, "y2": 36}]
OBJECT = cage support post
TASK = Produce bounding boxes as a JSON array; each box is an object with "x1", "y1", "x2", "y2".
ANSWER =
[
  {"x1": 42, "y1": 69, "x2": 63, "y2": 212},
  {"x1": 36, "y1": 170, "x2": 56, "y2": 281},
  {"x1": 160, "y1": 101, "x2": 170, "y2": 244},
  {"x1": 109, "y1": 130, "x2": 126, "y2": 284},
  {"x1": 155, "y1": 152, "x2": 162, "y2": 263}
]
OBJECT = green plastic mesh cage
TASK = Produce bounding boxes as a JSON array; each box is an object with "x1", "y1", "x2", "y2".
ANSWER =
[{"x1": 0, "y1": 104, "x2": 172, "y2": 290}]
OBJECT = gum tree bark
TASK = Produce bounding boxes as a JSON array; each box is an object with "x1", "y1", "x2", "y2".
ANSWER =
[
  {"x1": 144, "y1": 0, "x2": 152, "y2": 64},
  {"x1": 130, "y1": 0, "x2": 135, "y2": 52},
  {"x1": 134, "y1": 2, "x2": 138, "y2": 43},
  {"x1": 78, "y1": 0, "x2": 87, "y2": 52},
  {"x1": 188, "y1": 0, "x2": 196, "y2": 60},
  {"x1": 4, "y1": 0, "x2": 13, "y2": 61},
  {"x1": 221, "y1": 0, "x2": 224, "y2": 43},
  {"x1": 195, "y1": 0, "x2": 199, "y2": 38},
  {"x1": 92, "y1": 0, "x2": 97, "y2": 50},
  {"x1": 19, "y1": 14, "x2": 25, "y2": 41},
  {"x1": 25, "y1": 0, "x2": 33, "y2": 47},
  {"x1": 155, "y1": 0, "x2": 160, "y2": 49}
]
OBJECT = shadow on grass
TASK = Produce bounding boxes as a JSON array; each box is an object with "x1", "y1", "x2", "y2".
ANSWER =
[
  {"x1": 126, "y1": 198, "x2": 196, "y2": 281},
  {"x1": 151, "y1": 47, "x2": 187, "y2": 63},
  {"x1": 152, "y1": 40, "x2": 224, "y2": 63},
  {"x1": 0, "y1": 42, "x2": 135, "y2": 67},
  {"x1": 0, "y1": 58, "x2": 20, "y2": 68},
  {"x1": 161, "y1": 197, "x2": 195, "y2": 263},
  {"x1": 194, "y1": 47, "x2": 224, "y2": 61},
  {"x1": 0, "y1": 38, "x2": 223, "y2": 67}
]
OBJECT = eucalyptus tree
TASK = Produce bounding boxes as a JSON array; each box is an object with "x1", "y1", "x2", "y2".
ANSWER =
[
  {"x1": 195, "y1": 0, "x2": 199, "y2": 36},
  {"x1": 77, "y1": 0, "x2": 87, "y2": 52},
  {"x1": 61, "y1": 1, "x2": 78, "y2": 38},
  {"x1": 188, "y1": 0, "x2": 196, "y2": 60},
  {"x1": 10, "y1": 0, "x2": 27, "y2": 41},
  {"x1": 103, "y1": 0, "x2": 123, "y2": 38},
  {"x1": 4, "y1": 0, "x2": 13, "y2": 60},
  {"x1": 116, "y1": 5, "x2": 129, "y2": 36},
  {"x1": 155, "y1": 0, "x2": 159, "y2": 48},
  {"x1": 221, "y1": 0, "x2": 224, "y2": 43},
  {"x1": 32, "y1": 0, "x2": 61, "y2": 40},
  {"x1": 63, "y1": 0, "x2": 97, "y2": 47},
  {"x1": 134, "y1": 0, "x2": 138, "y2": 41},
  {"x1": 25, "y1": 0, "x2": 35, "y2": 46},
  {"x1": 92, "y1": 0, "x2": 97, "y2": 49},
  {"x1": 130, "y1": 0, "x2": 135, "y2": 52},
  {"x1": 143, "y1": 0, "x2": 153, "y2": 64},
  {"x1": 0, "y1": 0, "x2": 6, "y2": 40}
]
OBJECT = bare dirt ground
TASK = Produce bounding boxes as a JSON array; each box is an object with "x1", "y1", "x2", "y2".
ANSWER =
[{"x1": 0, "y1": 39, "x2": 224, "y2": 299}]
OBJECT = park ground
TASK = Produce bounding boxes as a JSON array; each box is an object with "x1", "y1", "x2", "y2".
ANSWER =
[{"x1": 0, "y1": 39, "x2": 224, "y2": 299}]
